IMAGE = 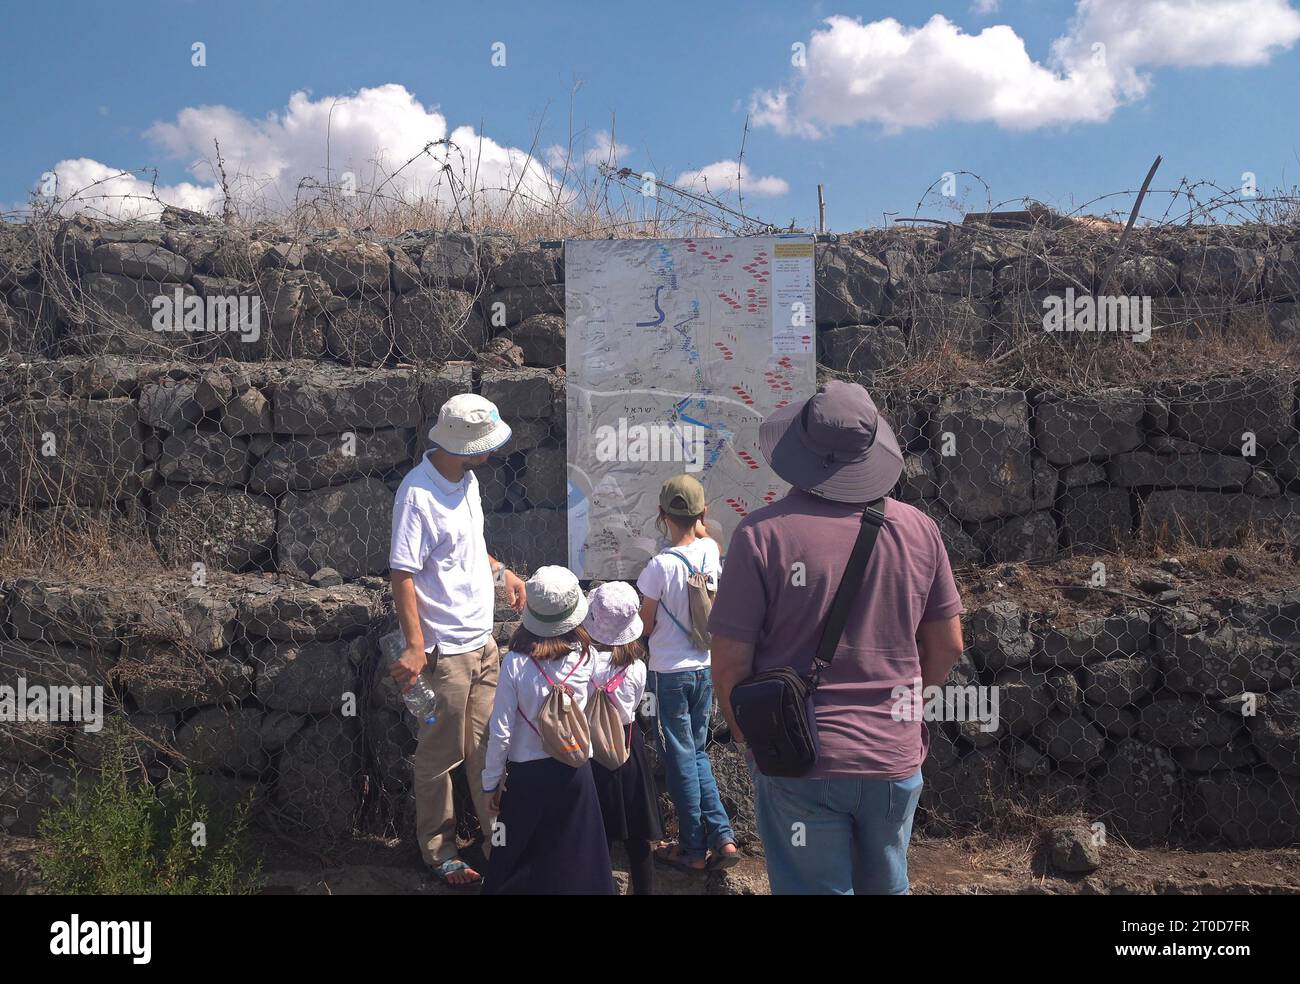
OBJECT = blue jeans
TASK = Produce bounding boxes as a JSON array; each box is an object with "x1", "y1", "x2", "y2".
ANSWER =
[
  {"x1": 647, "y1": 669, "x2": 735, "y2": 861},
  {"x1": 751, "y1": 765, "x2": 923, "y2": 895}
]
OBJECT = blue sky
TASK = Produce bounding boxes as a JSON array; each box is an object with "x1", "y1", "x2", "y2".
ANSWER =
[{"x1": 3, "y1": 0, "x2": 1300, "y2": 228}]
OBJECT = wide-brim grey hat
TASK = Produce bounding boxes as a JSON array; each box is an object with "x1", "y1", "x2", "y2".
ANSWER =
[
  {"x1": 759, "y1": 380, "x2": 903, "y2": 503},
  {"x1": 521, "y1": 565, "x2": 589, "y2": 638}
]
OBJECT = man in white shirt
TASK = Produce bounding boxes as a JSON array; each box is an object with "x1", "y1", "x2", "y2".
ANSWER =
[{"x1": 389, "y1": 393, "x2": 527, "y2": 889}]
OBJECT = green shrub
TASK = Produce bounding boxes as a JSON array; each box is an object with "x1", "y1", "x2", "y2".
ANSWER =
[{"x1": 37, "y1": 734, "x2": 261, "y2": 895}]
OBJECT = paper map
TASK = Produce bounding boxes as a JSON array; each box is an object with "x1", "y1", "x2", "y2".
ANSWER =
[{"x1": 565, "y1": 235, "x2": 817, "y2": 578}]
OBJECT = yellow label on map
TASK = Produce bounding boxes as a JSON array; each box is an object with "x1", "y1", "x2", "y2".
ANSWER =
[{"x1": 774, "y1": 242, "x2": 814, "y2": 258}]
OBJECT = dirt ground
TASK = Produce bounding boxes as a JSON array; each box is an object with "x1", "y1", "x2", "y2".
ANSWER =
[{"x1": 4, "y1": 831, "x2": 1298, "y2": 895}]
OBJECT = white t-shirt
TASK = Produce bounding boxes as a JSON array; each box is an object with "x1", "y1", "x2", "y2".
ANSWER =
[
  {"x1": 483, "y1": 645, "x2": 594, "y2": 792},
  {"x1": 635, "y1": 536, "x2": 721, "y2": 673},
  {"x1": 389, "y1": 455, "x2": 494, "y2": 655},
  {"x1": 587, "y1": 648, "x2": 647, "y2": 726}
]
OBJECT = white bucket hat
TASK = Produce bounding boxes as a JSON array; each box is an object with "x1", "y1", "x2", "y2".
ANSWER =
[
  {"x1": 521, "y1": 566, "x2": 589, "y2": 638},
  {"x1": 583, "y1": 581, "x2": 643, "y2": 647},
  {"x1": 428, "y1": 393, "x2": 512, "y2": 456}
]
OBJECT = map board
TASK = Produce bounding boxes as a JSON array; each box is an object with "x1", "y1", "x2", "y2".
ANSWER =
[{"x1": 565, "y1": 235, "x2": 817, "y2": 578}]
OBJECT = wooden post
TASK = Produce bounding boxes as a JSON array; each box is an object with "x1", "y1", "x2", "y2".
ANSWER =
[{"x1": 817, "y1": 184, "x2": 826, "y2": 234}]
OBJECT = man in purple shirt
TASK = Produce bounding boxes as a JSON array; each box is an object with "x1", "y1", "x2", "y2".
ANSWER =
[{"x1": 710, "y1": 380, "x2": 965, "y2": 895}]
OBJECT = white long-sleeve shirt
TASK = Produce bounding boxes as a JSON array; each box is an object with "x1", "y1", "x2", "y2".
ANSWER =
[
  {"x1": 482, "y1": 645, "x2": 594, "y2": 793},
  {"x1": 587, "y1": 649, "x2": 647, "y2": 727}
]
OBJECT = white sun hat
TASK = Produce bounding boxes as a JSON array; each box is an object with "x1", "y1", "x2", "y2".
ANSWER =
[
  {"x1": 428, "y1": 393, "x2": 512, "y2": 455},
  {"x1": 521, "y1": 566, "x2": 589, "y2": 638},
  {"x1": 583, "y1": 581, "x2": 644, "y2": 647}
]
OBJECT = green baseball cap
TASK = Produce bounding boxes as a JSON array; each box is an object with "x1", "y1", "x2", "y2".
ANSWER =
[{"x1": 659, "y1": 474, "x2": 707, "y2": 517}]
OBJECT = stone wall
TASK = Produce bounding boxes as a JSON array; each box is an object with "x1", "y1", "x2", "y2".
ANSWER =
[{"x1": 1, "y1": 211, "x2": 1298, "y2": 848}]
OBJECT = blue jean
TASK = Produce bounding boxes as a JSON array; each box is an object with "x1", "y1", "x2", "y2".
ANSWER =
[
  {"x1": 647, "y1": 669, "x2": 735, "y2": 860},
  {"x1": 751, "y1": 764, "x2": 923, "y2": 895}
]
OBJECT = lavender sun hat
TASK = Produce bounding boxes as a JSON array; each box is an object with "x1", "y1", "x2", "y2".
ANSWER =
[
  {"x1": 759, "y1": 379, "x2": 904, "y2": 503},
  {"x1": 582, "y1": 581, "x2": 644, "y2": 647}
]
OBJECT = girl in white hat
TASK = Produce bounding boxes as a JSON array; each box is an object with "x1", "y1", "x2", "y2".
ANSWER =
[
  {"x1": 583, "y1": 581, "x2": 663, "y2": 896},
  {"x1": 481, "y1": 566, "x2": 615, "y2": 895}
]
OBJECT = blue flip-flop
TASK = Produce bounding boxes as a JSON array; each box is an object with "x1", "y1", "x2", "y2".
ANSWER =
[{"x1": 432, "y1": 857, "x2": 483, "y2": 891}]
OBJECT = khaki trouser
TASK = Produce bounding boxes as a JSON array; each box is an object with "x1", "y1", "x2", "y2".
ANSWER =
[{"x1": 413, "y1": 636, "x2": 500, "y2": 867}]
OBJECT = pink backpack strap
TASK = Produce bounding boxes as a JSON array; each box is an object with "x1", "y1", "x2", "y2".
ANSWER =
[{"x1": 602, "y1": 665, "x2": 630, "y2": 695}]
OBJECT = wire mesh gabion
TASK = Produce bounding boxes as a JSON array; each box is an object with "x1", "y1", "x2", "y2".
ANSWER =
[{"x1": 1, "y1": 208, "x2": 1298, "y2": 867}]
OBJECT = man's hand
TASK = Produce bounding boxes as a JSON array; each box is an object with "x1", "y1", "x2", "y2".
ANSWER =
[
  {"x1": 502, "y1": 568, "x2": 526, "y2": 611},
  {"x1": 488, "y1": 789, "x2": 502, "y2": 814},
  {"x1": 390, "y1": 645, "x2": 427, "y2": 690}
]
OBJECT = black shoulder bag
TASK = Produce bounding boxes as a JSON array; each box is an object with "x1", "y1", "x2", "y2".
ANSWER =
[{"x1": 728, "y1": 499, "x2": 886, "y2": 778}]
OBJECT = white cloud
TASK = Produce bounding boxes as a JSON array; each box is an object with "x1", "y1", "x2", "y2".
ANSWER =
[
  {"x1": 673, "y1": 160, "x2": 790, "y2": 197},
  {"x1": 754, "y1": 0, "x2": 1300, "y2": 135},
  {"x1": 584, "y1": 130, "x2": 631, "y2": 165},
  {"x1": 971, "y1": 0, "x2": 1000, "y2": 13},
  {"x1": 37, "y1": 84, "x2": 557, "y2": 219}
]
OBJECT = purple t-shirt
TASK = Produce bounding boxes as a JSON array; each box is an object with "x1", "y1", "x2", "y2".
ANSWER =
[{"x1": 709, "y1": 491, "x2": 964, "y2": 779}]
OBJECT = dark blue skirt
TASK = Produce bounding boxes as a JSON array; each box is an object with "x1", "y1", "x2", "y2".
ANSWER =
[
  {"x1": 592, "y1": 720, "x2": 664, "y2": 844},
  {"x1": 482, "y1": 758, "x2": 616, "y2": 896}
]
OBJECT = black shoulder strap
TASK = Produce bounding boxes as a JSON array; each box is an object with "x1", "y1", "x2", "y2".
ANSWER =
[{"x1": 813, "y1": 498, "x2": 887, "y2": 683}]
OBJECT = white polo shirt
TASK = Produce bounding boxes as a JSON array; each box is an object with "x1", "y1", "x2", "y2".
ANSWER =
[{"x1": 389, "y1": 454, "x2": 494, "y2": 655}]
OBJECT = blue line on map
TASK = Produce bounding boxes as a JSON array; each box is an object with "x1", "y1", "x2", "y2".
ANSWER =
[
  {"x1": 679, "y1": 413, "x2": 712, "y2": 429},
  {"x1": 636, "y1": 285, "x2": 666, "y2": 327}
]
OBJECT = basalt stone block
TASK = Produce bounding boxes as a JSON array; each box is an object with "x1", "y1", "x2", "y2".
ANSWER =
[
  {"x1": 1138, "y1": 698, "x2": 1240, "y2": 749},
  {"x1": 521, "y1": 446, "x2": 567, "y2": 508},
  {"x1": 484, "y1": 508, "x2": 567, "y2": 575},
  {"x1": 486, "y1": 283, "x2": 564, "y2": 327},
  {"x1": 505, "y1": 313, "x2": 566, "y2": 367},
  {"x1": 821, "y1": 323, "x2": 906, "y2": 380},
  {"x1": 0, "y1": 721, "x2": 63, "y2": 765},
  {"x1": 481, "y1": 367, "x2": 557, "y2": 419},
  {"x1": 236, "y1": 582, "x2": 373, "y2": 642},
  {"x1": 1033, "y1": 389, "x2": 1145, "y2": 465},
  {"x1": 1178, "y1": 245, "x2": 1260, "y2": 300},
  {"x1": 929, "y1": 387, "x2": 1034, "y2": 521},
  {"x1": 1154, "y1": 621, "x2": 1300, "y2": 696},
  {"x1": 152, "y1": 484, "x2": 275, "y2": 571},
  {"x1": 815, "y1": 244, "x2": 890, "y2": 326},
  {"x1": 249, "y1": 428, "x2": 412, "y2": 493},
  {"x1": 1080, "y1": 657, "x2": 1157, "y2": 707},
  {"x1": 494, "y1": 246, "x2": 562, "y2": 288},
  {"x1": 4, "y1": 579, "x2": 134, "y2": 650},
  {"x1": 91, "y1": 242, "x2": 191, "y2": 282},
  {"x1": 1141, "y1": 490, "x2": 1300, "y2": 546},
  {"x1": 277, "y1": 478, "x2": 394, "y2": 580},
  {"x1": 1093, "y1": 739, "x2": 1180, "y2": 845},
  {"x1": 75, "y1": 273, "x2": 209, "y2": 357},
  {"x1": 0, "y1": 758, "x2": 76, "y2": 834},
  {"x1": 985, "y1": 510, "x2": 1057, "y2": 563},
  {"x1": 1036, "y1": 712, "x2": 1106, "y2": 765},
  {"x1": 301, "y1": 238, "x2": 391, "y2": 295},
  {"x1": 0, "y1": 397, "x2": 142, "y2": 505},
  {"x1": 388, "y1": 246, "x2": 421, "y2": 294},
  {"x1": 1246, "y1": 689, "x2": 1300, "y2": 776},
  {"x1": 991, "y1": 665, "x2": 1049, "y2": 735},
  {"x1": 392, "y1": 288, "x2": 484, "y2": 361},
  {"x1": 0, "y1": 636, "x2": 115, "y2": 689},
  {"x1": 139, "y1": 378, "x2": 203, "y2": 431},
  {"x1": 919, "y1": 745, "x2": 1007, "y2": 828},
  {"x1": 994, "y1": 255, "x2": 1094, "y2": 294},
  {"x1": 896, "y1": 452, "x2": 938, "y2": 502},
  {"x1": 221, "y1": 386, "x2": 272, "y2": 436},
  {"x1": 174, "y1": 706, "x2": 271, "y2": 776},
  {"x1": 908, "y1": 294, "x2": 991, "y2": 352},
  {"x1": 1037, "y1": 611, "x2": 1151, "y2": 669},
  {"x1": 273, "y1": 715, "x2": 361, "y2": 836},
  {"x1": 1167, "y1": 373, "x2": 1295, "y2": 450},
  {"x1": 253, "y1": 637, "x2": 360, "y2": 714},
  {"x1": 1112, "y1": 254, "x2": 1179, "y2": 296},
  {"x1": 269, "y1": 366, "x2": 421, "y2": 433},
  {"x1": 1187, "y1": 772, "x2": 1300, "y2": 847},
  {"x1": 157, "y1": 430, "x2": 249, "y2": 485},
  {"x1": 124, "y1": 641, "x2": 253, "y2": 714},
  {"x1": 1110, "y1": 452, "x2": 1253, "y2": 489},
  {"x1": 326, "y1": 295, "x2": 396, "y2": 366},
  {"x1": 1059, "y1": 485, "x2": 1132, "y2": 550}
]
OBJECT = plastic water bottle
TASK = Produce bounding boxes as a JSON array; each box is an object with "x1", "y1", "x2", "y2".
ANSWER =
[{"x1": 380, "y1": 629, "x2": 438, "y2": 725}]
